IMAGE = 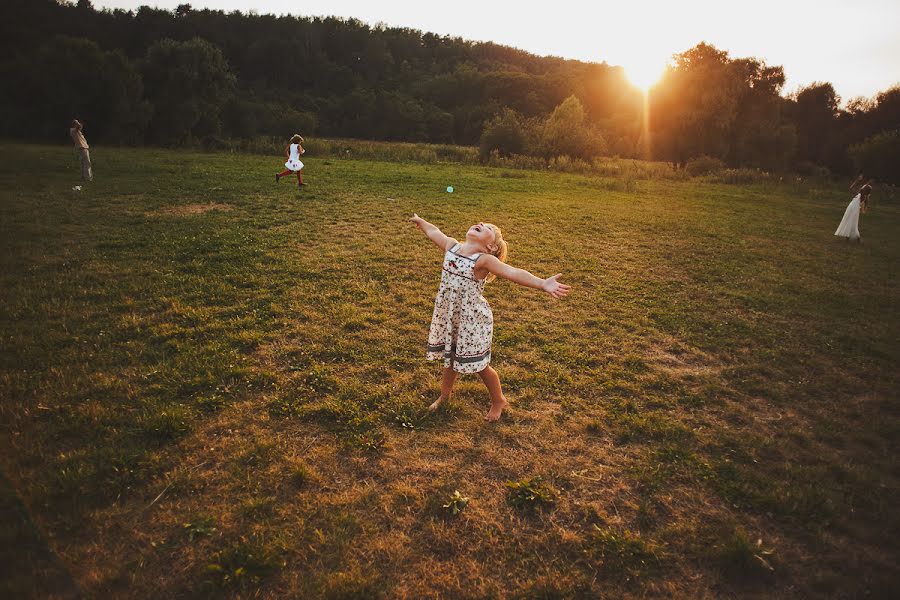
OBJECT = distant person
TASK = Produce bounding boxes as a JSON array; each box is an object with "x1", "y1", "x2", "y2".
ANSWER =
[
  {"x1": 275, "y1": 134, "x2": 306, "y2": 188},
  {"x1": 409, "y1": 213, "x2": 571, "y2": 421},
  {"x1": 69, "y1": 119, "x2": 92, "y2": 182},
  {"x1": 835, "y1": 175, "x2": 874, "y2": 242}
]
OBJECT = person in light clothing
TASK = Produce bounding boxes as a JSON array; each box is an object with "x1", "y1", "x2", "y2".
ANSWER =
[
  {"x1": 410, "y1": 214, "x2": 571, "y2": 421},
  {"x1": 835, "y1": 175, "x2": 874, "y2": 242},
  {"x1": 69, "y1": 119, "x2": 92, "y2": 182},
  {"x1": 275, "y1": 134, "x2": 306, "y2": 188}
]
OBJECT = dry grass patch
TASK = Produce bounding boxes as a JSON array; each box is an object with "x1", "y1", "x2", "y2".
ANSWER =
[
  {"x1": 147, "y1": 202, "x2": 234, "y2": 217},
  {"x1": 1, "y1": 144, "x2": 898, "y2": 598}
]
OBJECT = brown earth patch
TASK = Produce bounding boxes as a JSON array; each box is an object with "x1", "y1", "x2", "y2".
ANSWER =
[{"x1": 147, "y1": 203, "x2": 233, "y2": 216}]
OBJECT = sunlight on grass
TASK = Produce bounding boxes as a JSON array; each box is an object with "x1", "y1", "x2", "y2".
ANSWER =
[{"x1": 0, "y1": 143, "x2": 898, "y2": 598}]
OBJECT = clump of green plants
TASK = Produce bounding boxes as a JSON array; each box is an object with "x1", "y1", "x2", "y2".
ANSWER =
[
  {"x1": 505, "y1": 476, "x2": 557, "y2": 511},
  {"x1": 387, "y1": 394, "x2": 426, "y2": 430},
  {"x1": 203, "y1": 538, "x2": 278, "y2": 592},
  {"x1": 347, "y1": 429, "x2": 386, "y2": 452},
  {"x1": 711, "y1": 527, "x2": 775, "y2": 583},
  {"x1": 182, "y1": 516, "x2": 217, "y2": 541},
  {"x1": 303, "y1": 366, "x2": 339, "y2": 394},
  {"x1": 194, "y1": 392, "x2": 228, "y2": 413},
  {"x1": 587, "y1": 525, "x2": 661, "y2": 582},
  {"x1": 442, "y1": 490, "x2": 470, "y2": 516},
  {"x1": 290, "y1": 463, "x2": 313, "y2": 488}
]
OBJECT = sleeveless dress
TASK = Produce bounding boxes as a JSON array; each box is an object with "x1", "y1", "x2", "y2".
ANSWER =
[
  {"x1": 834, "y1": 193, "x2": 861, "y2": 240},
  {"x1": 285, "y1": 143, "x2": 304, "y2": 172},
  {"x1": 426, "y1": 243, "x2": 493, "y2": 373}
]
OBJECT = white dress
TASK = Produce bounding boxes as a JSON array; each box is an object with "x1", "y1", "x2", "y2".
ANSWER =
[
  {"x1": 426, "y1": 243, "x2": 493, "y2": 374},
  {"x1": 285, "y1": 143, "x2": 304, "y2": 172},
  {"x1": 834, "y1": 194, "x2": 861, "y2": 240}
]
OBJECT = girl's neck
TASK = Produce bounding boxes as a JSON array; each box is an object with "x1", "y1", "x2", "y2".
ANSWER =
[{"x1": 457, "y1": 241, "x2": 487, "y2": 256}]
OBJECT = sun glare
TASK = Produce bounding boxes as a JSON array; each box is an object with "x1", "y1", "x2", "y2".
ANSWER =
[{"x1": 625, "y1": 61, "x2": 665, "y2": 91}]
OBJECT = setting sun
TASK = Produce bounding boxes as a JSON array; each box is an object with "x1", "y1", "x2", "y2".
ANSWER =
[{"x1": 625, "y1": 59, "x2": 666, "y2": 90}]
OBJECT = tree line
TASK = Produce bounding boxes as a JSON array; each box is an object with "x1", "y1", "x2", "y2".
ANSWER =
[{"x1": 1, "y1": 0, "x2": 897, "y2": 182}]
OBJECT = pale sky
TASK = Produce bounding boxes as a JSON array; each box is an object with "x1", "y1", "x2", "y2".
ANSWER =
[{"x1": 93, "y1": 0, "x2": 900, "y2": 102}]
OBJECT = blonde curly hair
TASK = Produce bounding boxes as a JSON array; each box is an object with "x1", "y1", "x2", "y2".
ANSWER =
[{"x1": 483, "y1": 223, "x2": 508, "y2": 282}]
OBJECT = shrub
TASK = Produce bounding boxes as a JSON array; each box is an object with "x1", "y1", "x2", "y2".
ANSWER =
[
  {"x1": 849, "y1": 130, "x2": 900, "y2": 185},
  {"x1": 479, "y1": 108, "x2": 526, "y2": 161},
  {"x1": 538, "y1": 96, "x2": 607, "y2": 161},
  {"x1": 505, "y1": 476, "x2": 557, "y2": 511},
  {"x1": 201, "y1": 135, "x2": 230, "y2": 152},
  {"x1": 685, "y1": 155, "x2": 726, "y2": 177}
]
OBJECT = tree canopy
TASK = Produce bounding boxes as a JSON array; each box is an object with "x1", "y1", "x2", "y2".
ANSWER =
[{"x1": 0, "y1": 0, "x2": 897, "y2": 180}]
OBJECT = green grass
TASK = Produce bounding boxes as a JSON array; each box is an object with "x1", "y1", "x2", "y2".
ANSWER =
[{"x1": 1, "y1": 142, "x2": 898, "y2": 598}]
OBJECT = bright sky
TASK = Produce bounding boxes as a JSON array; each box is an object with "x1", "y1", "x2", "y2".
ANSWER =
[{"x1": 93, "y1": 0, "x2": 900, "y2": 101}]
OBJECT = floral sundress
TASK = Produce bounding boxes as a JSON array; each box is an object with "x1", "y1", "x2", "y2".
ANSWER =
[{"x1": 426, "y1": 243, "x2": 493, "y2": 373}]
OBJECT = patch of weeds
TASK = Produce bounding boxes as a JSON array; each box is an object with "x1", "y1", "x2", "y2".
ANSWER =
[
  {"x1": 303, "y1": 397, "x2": 386, "y2": 452},
  {"x1": 320, "y1": 570, "x2": 384, "y2": 599},
  {"x1": 50, "y1": 447, "x2": 149, "y2": 506},
  {"x1": 441, "y1": 490, "x2": 470, "y2": 516},
  {"x1": 385, "y1": 393, "x2": 426, "y2": 430},
  {"x1": 346, "y1": 429, "x2": 386, "y2": 452},
  {"x1": 635, "y1": 496, "x2": 667, "y2": 529},
  {"x1": 623, "y1": 354, "x2": 649, "y2": 373},
  {"x1": 240, "y1": 496, "x2": 275, "y2": 519},
  {"x1": 585, "y1": 419, "x2": 605, "y2": 435},
  {"x1": 136, "y1": 404, "x2": 193, "y2": 443},
  {"x1": 586, "y1": 525, "x2": 661, "y2": 582},
  {"x1": 203, "y1": 537, "x2": 278, "y2": 593},
  {"x1": 506, "y1": 476, "x2": 557, "y2": 511},
  {"x1": 182, "y1": 516, "x2": 217, "y2": 541},
  {"x1": 268, "y1": 394, "x2": 309, "y2": 418},
  {"x1": 194, "y1": 392, "x2": 228, "y2": 413},
  {"x1": 289, "y1": 463, "x2": 314, "y2": 489},
  {"x1": 237, "y1": 441, "x2": 276, "y2": 468},
  {"x1": 646, "y1": 373, "x2": 683, "y2": 393},
  {"x1": 710, "y1": 526, "x2": 775, "y2": 584},
  {"x1": 654, "y1": 443, "x2": 695, "y2": 465},
  {"x1": 607, "y1": 397, "x2": 639, "y2": 414},
  {"x1": 301, "y1": 365, "x2": 339, "y2": 394},
  {"x1": 677, "y1": 392, "x2": 706, "y2": 408},
  {"x1": 608, "y1": 411, "x2": 693, "y2": 445},
  {"x1": 768, "y1": 476, "x2": 837, "y2": 525}
]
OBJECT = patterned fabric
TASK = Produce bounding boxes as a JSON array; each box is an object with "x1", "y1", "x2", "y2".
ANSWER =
[
  {"x1": 285, "y1": 143, "x2": 304, "y2": 172},
  {"x1": 426, "y1": 243, "x2": 493, "y2": 373}
]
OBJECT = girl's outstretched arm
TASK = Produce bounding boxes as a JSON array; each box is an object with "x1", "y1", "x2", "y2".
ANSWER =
[
  {"x1": 479, "y1": 255, "x2": 571, "y2": 299},
  {"x1": 410, "y1": 214, "x2": 456, "y2": 251}
]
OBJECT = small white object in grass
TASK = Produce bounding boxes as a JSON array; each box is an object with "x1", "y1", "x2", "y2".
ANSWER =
[
  {"x1": 446, "y1": 186, "x2": 454, "y2": 193},
  {"x1": 72, "y1": 186, "x2": 82, "y2": 191},
  {"x1": 387, "y1": 197, "x2": 396, "y2": 202}
]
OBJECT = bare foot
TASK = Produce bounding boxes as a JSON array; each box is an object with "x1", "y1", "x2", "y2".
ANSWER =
[
  {"x1": 428, "y1": 396, "x2": 448, "y2": 412},
  {"x1": 484, "y1": 396, "x2": 509, "y2": 422}
]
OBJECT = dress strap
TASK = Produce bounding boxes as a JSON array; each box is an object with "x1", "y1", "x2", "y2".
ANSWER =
[{"x1": 449, "y1": 242, "x2": 461, "y2": 252}]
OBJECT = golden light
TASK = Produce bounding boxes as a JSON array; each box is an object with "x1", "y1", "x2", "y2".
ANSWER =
[{"x1": 624, "y1": 59, "x2": 665, "y2": 91}]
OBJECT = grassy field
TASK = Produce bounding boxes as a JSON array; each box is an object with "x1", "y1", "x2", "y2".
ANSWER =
[{"x1": 1, "y1": 142, "x2": 898, "y2": 598}]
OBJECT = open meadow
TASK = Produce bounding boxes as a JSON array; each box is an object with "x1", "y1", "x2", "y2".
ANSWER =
[{"x1": 1, "y1": 143, "x2": 898, "y2": 598}]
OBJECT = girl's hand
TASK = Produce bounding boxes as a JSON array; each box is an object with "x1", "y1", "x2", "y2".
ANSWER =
[
  {"x1": 409, "y1": 213, "x2": 425, "y2": 230},
  {"x1": 542, "y1": 274, "x2": 571, "y2": 299}
]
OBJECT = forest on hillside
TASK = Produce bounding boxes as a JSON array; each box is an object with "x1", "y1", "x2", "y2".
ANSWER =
[{"x1": 1, "y1": 0, "x2": 897, "y2": 181}]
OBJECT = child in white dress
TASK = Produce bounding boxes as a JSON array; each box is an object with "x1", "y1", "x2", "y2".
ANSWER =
[
  {"x1": 275, "y1": 134, "x2": 306, "y2": 188},
  {"x1": 835, "y1": 176, "x2": 873, "y2": 241},
  {"x1": 410, "y1": 214, "x2": 571, "y2": 421}
]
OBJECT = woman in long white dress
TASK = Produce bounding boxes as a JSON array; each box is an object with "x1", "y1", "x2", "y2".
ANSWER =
[{"x1": 835, "y1": 176, "x2": 873, "y2": 241}]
